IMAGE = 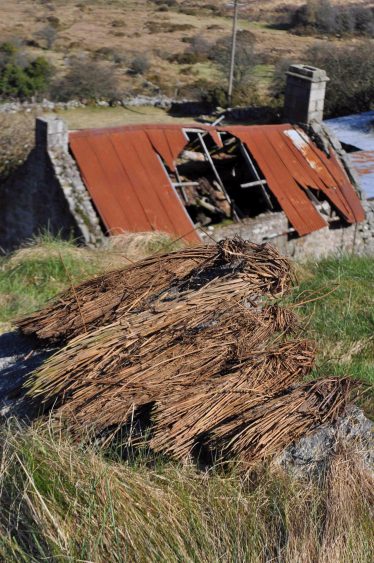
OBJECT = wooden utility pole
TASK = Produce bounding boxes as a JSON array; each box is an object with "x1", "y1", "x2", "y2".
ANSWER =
[{"x1": 228, "y1": 0, "x2": 239, "y2": 107}]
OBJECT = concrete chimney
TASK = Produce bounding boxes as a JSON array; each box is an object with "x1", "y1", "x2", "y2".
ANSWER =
[
  {"x1": 35, "y1": 116, "x2": 68, "y2": 152},
  {"x1": 284, "y1": 64, "x2": 329, "y2": 124}
]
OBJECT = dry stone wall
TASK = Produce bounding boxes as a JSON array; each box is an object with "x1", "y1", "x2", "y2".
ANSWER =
[{"x1": 212, "y1": 199, "x2": 374, "y2": 260}]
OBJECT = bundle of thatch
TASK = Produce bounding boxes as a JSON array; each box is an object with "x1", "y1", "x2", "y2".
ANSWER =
[
  {"x1": 27, "y1": 279, "x2": 298, "y2": 405},
  {"x1": 16, "y1": 239, "x2": 291, "y2": 342},
  {"x1": 24, "y1": 239, "x2": 355, "y2": 465},
  {"x1": 151, "y1": 377, "x2": 353, "y2": 463}
]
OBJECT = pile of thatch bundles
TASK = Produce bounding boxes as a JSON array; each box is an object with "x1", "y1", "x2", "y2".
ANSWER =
[
  {"x1": 23, "y1": 239, "x2": 354, "y2": 465},
  {"x1": 17, "y1": 239, "x2": 291, "y2": 342}
]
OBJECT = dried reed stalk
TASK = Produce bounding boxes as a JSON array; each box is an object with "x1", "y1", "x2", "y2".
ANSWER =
[
  {"x1": 22, "y1": 239, "x2": 355, "y2": 465},
  {"x1": 152, "y1": 378, "x2": 354, "y2": 464},
  {"x1": 17, "y1": 239, "x2": 291, "y2": 342},
  {"x1": 27, "y1": 276, "x2": 298, "y2": 408},
  {"x1": 150, "y1": 340, "x2": 315, "y2": 458}
]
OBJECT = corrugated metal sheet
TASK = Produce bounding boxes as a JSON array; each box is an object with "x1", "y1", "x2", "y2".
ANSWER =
[
  {"x1": 225, "y1": 124, "x2": 365, "y2": 235},
  {"x1": 69, "y1": 122, "x2": 365, "y2": 242},
  {"x1": 225, "y1": 125, "x2": 327, "y2": 236},
  {"x1": 284, "y1": 126, "x2": 365, "y2": 223},
  {"x1": 69, "y1": 127, "x2": 201, "y2": 243}
]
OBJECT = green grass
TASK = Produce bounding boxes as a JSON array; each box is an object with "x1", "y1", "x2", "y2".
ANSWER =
[
  {"x1": 0, "y1": 232, "x2": 181, "y2": 331},
  {"x1": 0, "y1": 235, "x2": 100, "y2": 327},
  {"x1": 56, "y1": 106, "x2": 195, "y2": 130},
  {"x1": 293, "y1": 256, "x2": 374, "y2": 382},
  {"x1": 292, "y1": 256, "x2": 374, "y2": 416}
]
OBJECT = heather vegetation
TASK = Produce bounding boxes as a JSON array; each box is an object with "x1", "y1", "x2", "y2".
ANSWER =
[{"x1": 0, "y1": 1, "x2": 373, "y2": 115}]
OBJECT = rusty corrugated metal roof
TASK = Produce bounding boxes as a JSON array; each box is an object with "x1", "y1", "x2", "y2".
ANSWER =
[
  {"x1": 224, "y1": 125, "x2": 327, "y2": 236},
  {"x1": 69, "y1": 123, "x2": 365, "y2": 242},
  {"x1": 69, "y1": 127, "x2": 201, "y2": 243},
  {"x1": 224, "y1": 124, "x2": 365, "y2": 234}
]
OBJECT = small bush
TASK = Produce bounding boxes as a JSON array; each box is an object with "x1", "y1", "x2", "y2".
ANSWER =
[
  {"x1": 130, "y1": 53, "x2": 150, "y2": 75},
  {"x1": 0, "y1": 112, "x2": 34, "y2": 183},
  {"x1": 152, "y1": 0, "x2": 176, "y2": 6},
  {"x1": 51, "y1": 54, "x2": 119, "y2": 102},
  {"x1": 289, "y1": 0, "x2": 374, "y2": 37},
  {"x1": 35, "y1": 24, "x2": 58, "y2": 49},
  {"x1": 0, "y1": 42, "x2": 53, "y2": 99},
  {"x1": 183, "y1": 34, "x2": 211, "y2": 64},
  {"x1": 111, "y1": 19, "x2": 126, "y2": 28},
  {"x1": 209, "y1": 30, "x2": 259, "y2": 104},
  {"x1": 146, "y1": 21, "x2": 195, "y2": 34}
]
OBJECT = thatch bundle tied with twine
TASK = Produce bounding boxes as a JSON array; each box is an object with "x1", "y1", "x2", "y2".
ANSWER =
[{"x1": 22, "y1": 239, "x2": 355, "y2": 466}]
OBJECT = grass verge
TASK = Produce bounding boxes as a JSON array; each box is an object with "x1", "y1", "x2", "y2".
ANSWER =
[
  {"x1": 292, "y1": 256, "x2": 374, "y2": 417},
  {"x1": 0, "y1": 232, "x2": 181, "y2": 330}
]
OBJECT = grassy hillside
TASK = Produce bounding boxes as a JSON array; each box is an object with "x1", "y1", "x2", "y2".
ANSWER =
[{"x1": 0, "y1": 0, "x2": 370, "y2": 100}]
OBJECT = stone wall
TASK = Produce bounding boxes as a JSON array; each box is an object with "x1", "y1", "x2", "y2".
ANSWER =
[{"x1": 212, "y1": 199, "x2": 374, "y2": 259}]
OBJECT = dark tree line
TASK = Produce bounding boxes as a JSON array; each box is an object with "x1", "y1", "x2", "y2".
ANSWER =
[{"x1": 290, "y1": 0, "x2": 374, "y2": 37}]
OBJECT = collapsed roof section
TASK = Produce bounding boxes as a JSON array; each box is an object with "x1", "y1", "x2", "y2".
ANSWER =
[{"x1": 69, "y1": 123, "x2": 365, "y2": 243}]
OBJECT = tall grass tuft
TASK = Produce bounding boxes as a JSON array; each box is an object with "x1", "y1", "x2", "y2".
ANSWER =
[{"x1": 0, "y1": 422, "x2": 372, "y2": 562}]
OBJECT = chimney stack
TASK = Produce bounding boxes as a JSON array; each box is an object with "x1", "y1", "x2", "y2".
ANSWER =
[
  {"x1": 35, "y1": 116, "x2": 68, "y2": 153},
  {"x1": 284, "y1": 64, "x2": 329, "y2": 124}
]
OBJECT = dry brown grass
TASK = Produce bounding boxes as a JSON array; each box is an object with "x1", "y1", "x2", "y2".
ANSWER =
[{"x1": 0, "y1": 421, "x2": 372, "y2": 561}]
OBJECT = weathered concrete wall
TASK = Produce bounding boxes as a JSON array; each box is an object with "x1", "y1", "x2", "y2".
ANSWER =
[
  {"x1": 0, "y1": 147, "x2": 82, "y2": 253},
  {"x1": 41, "y1": 118, "x2": 103, "y2": 247},
  {"x1": 212, "y1": 200, "x2": 374, "y2": 259},
  {"x1": 0, "y1": 117, "x2": 103, "y2": 253}
]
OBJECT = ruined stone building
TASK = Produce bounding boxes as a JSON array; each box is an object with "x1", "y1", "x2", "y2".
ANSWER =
[{"x1": 1, "y1": 65, "x2": 373, "y2": 258}]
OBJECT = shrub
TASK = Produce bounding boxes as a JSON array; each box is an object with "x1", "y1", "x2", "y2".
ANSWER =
[
  {"x1": 0, "y1": 113, "x2": 34, "y2": 183},
  {"x1": 202, "y1": 82, "x2": 261, "y2": 109},
  {"x1": 152, "y1": 0, "x2": 176, "y2": 6},
  {"x1": 271, "y1": 42, "x2": 374, "y2": 117},
  {"x1": 185, "y1": 34, "x2": 211, "y2": 63},
  {"x1": 51, "y1": 55, "x2": 119, "y2": 101},
  {"x1": 290, "y1": 0, "x2": 374, "y2": 37},
  {"x1": 130, "y1": 53, "x2": 150, "y2": 75},
  {"x1": 35, "y1": 24, "x2": 58, "y2": 49},
  {"x1": 306, "y1": 42, "x2": 374, "y2": 116},
  {"x1": 209, "y1": 30, "x2": 259, "y2": 103},
  {"x1": 0, "y1": 42, "x2": 53, "y2": 99}
]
